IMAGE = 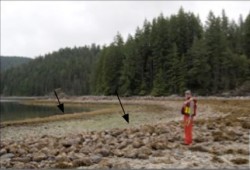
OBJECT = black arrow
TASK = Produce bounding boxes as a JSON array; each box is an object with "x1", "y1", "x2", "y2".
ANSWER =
[
  {"x1": 116, "y1": 91, "x2": 129, "y2": 123},
  {"x1": 54, "y1": 90, "x2": 64, "y2": 113}
]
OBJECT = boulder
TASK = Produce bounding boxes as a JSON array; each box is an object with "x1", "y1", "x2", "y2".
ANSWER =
[
  {"x1": 94, "y1": 148, "x2": 110, "y2": 157},
  {"x1": 0, "y1": 148, "x2": 7, "y2": 156},
  {"x1": 72, "y1": 157, "x2": 93, "y2": 167},
  {"x1": 231, "y1": 158, "x2": 249, "y2": 165},
  {"x1": 55, "y1": 161, "x2": 73, "y2": 168},
  {"x1": 150, "y1": 141, "x2": 167, "y2": 150},
  {"x1": 1, "y1": 153, "x2": 15, "y2": 159},
  {"x1": 32, "y1": 152, "x2": 47, "y2": 162},
  {"x1": 117, "y1": 141, "x2": 127, "y2": 150},
  {"x1": 137, "y1": 153, "x2": 149, "y2": 159},
  {"x1": 113, "y1": 149, "x2": 124, "y2": 157},
  {"x1": 13, "y1": 162, "x2": 25, "y2": 169},
  {"x1": 112, "y1": 162, "x2": 131, "y2": 169},
  {"x1": 12, "y1": 157, "x2": 31, "y2": 163},
  {"x1": 132, "y1": 140, "x2": 144, "y2": 148},
  {"x1": 90, "y1": 154, "x2": 102, "y2": 164}
]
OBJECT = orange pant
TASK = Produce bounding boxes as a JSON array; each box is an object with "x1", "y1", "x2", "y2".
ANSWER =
[{"x1": 184, "y1": 115, "x2": 193, "y2": 144}]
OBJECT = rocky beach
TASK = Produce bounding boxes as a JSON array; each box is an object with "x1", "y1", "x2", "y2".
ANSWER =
[{"x1": 0, "y1": 97, "x2": 249, "y2": 169}]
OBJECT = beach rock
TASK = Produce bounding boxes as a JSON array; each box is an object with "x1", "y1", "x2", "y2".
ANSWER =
[
  {"x1": 152, "y1": 150, "x2": 164, "y2": 157},
  {"x1": 32, "y1": 152, "x2": 47, "y2": 162},
  {"x1": 111, "y1": 129, "x2": 123, "y2": 137},
  {"x1": 237, "y1": 148, "x2": 249, "y2": 155},
  {"x1": 1, "y1": 153, "x2": 15, "y2": 159},
  {"x1": 13, "y1": 161, "x2": 25, "y2": 169},
  {"x1": 124, "y1": 149, "x2": 138, "y2": 158},
  {"x1": 141, "y1": 125, "x2": 155, "y2": 134},
  {"x1": 94, "y1": 148, "x2": 110, "y2": 157},
  {"x1": 150, "y1": 141, "x2": 167, "y2": 150},
  {"x1": 231, "y1": 158, "x2": 249, "y2": 165},
  {"x1": 137, "y1": 153, "x2": 149, "y2": 159},
  {"x1": 55, "y1": 161, "x2": 73, "y2": 168},
  {"x1": 112, "y1": 162, "x2": 131, "y2": 169},
  {"x1": 117, "y1": 141, "x2": 127, "y2": 150},
  {"x1": 55, "y1": 152, "x2": 68, "y2": 162},
  {"x1": 138, "y1": 146, "x2": 152, "y2": 156},
  {"x1": 79, "y1": 147, "x2": 91, "y2": 155},
  {"x1": 12, "y1": 157, "x2": 31, "y2": 163},
  {"x1": 132, "y1": 140, "x2": 144, "y2": 148},
  {"x1": 0, "y1": 148, "x2": 7, "y2": 156},
  {"x1": 113, "y1": 149, "x2": 124, "y2": 157},
  {"x1": 72, "y1": 157, "x2": 93, "y2": 167},
  {"x1": 189, "y1": 145, "x2": 209, "y2": 152},
  {"x1": 242, "y1": 121, "x2": 250, "y2": 129},
  {"x1": 211, "y1": 156, "x2": 224, "y2": 163},
  {"x1": 98, "y1": 158, "x2": 112, "y2": 169},
  {"x1": 90, "y1": 154, "x2": 102, "y2": 164},
  {"x1": 150, "y1": 157, "x2": 172, "y2": 164}
]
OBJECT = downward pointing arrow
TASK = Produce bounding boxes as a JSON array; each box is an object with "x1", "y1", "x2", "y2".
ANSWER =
[
  {"x1": 122, "y1": 113, "x2": 129, "y2": 123},
  {"x1": 54, "y1": 90, "x2": 64, "y2": 113},
  {"x1": 116, "y1": 91, "x2": 129, "y2": 123}
]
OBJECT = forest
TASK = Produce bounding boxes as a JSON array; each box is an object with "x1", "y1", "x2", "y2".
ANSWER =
[
  {"x1": 0, "y1": 56, "x2": 32, "y2": 72},
  {"x1": 1, "y1": 8, "x2": 250, "y2": 96}
]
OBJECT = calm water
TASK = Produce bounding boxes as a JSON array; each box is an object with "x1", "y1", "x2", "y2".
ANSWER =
[{"x1": 0, "y1": 100, "x2": 93, "y2": 122}]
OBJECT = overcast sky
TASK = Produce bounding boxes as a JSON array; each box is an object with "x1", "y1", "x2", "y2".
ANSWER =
[{"x1": 1, "y1": 1, "x2": 250, "y2": 58}]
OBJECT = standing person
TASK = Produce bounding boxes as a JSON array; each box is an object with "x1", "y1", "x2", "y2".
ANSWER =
[{"x1": 181, "y1": 90, "x2": 197, "y2": 145}]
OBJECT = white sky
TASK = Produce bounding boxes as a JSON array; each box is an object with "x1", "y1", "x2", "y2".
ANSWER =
[{"x1": 1, "y1": 1, "x2": 250, "y2": 58}]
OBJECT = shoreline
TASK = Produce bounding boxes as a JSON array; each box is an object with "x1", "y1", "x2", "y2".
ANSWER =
[{"x1": 0, "y1": 97, "x2": 249, "y2": 169}]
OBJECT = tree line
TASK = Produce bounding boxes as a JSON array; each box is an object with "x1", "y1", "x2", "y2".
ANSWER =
[{"x1": 1, "y1": 8, "x2": 250, "y2": 96}]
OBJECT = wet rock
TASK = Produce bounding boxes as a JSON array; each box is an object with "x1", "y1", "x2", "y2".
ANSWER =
[
  {"x1": 207, "y1": 124, "x2": 215, "y2": 130},
  {"x1": 0, "y1": 148, "x2": 7, "y2": 156},
  {"x1": 25, "y1": 162, "x2": 38, "y2": 169},
  {"x1": 94, "y1": 148, "x2": 110, "y2": 157},
  {"x1": 194, "y1": 137, "x2": 206, "y2": 143},
  {"x1": 132, "y1": 140, "x2": 144, "y2": 148},
  {"x1": 211, "y1": 156, "x2": 224, "y2": 163},
  {"x1": 112, "y1": 162, "x2": 131, "y2": 169},
  {"x1": 124, "y1": 150, "x2": 138, "y2": 158},
  {"x1": 141, "y1": 125, "x2": 155, "y2": 134},
  {"x1": 242, "y1": 121, "x2": 250, "y2": 129},
  {"x1": 55, "y1": 153, "x2": 68, "y2": 162},
  {"x1": 72, "y1": 157, "x2": 93, "y2": 167},
  {"x1": 111, "y1": 129, "x2": 123, "y2": 137},
  {"x1": 231, "y1": 158, "x2": 249, "y2": 165},
  {"x1": 138, "y1": 146, "x2": 152, "y2": 156},
  {"x1": 98, "y1": 158, "x2": 112, "y2": 169},
  {"x1": 12, "y1": 157, "x2": 31, "y2": 163},
  {"x1": 189, "y1": 145, "x2": 209, "y2": 152},
  {"x1": 150, "y1": 141, "x2": 167, "y2": 150},
  {"x1": 150, "y1": 157, "x2": 172, "y2": 164},
  {"x1": 137, "y1": 153, "x2": 149, "y2": 159},
  {"x1": 224, "y1": 149, "x2": 234, "y2": 154},
  {"x1": 155, "y1": 127, "x2": 168, "y2": 134},
  {"x1": 55, "y1": 161, "x2": 73, "y2": 168},
  {"x1": 1, "y1": 153, "x2": 15, "y2": 159},
  {"x1": 113, "y1": 149, "x2": 124, "y2": 157},
  {"x1": 79, "y1": 147, "x2": 91, "y2": 155},
  {"x1": 33, "y1": 152, "x2": 47, "y2": 162},
  {"x1": 152, "y1": 150, "x2": 164, "y2": 157},
  {"x1": 117, "y1": 141, "x2": 127, "y2": 150},
  {"x1": 90, "y1": 154, "x2": 102, "y2": 164},
  {"x1": 17, "y1": 148, "x2": 27, "y2": 156},
  {"x1": 61, "y1": 137, "x2": 82, "y2": 148},
  {"x1": 13, "y1": 161, "x2": 25, "y2": 168},
  {"x1": 237, "y1": 148, "x2": 249, "y2": 155}
]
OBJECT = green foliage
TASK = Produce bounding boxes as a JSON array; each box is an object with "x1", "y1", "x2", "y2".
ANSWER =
[
  {"x1": 1, "y1": 8, "x2": 249, "y2": 96},
  {"x1": 0, "y1": 56, "x2": 32, "y2": 71}
]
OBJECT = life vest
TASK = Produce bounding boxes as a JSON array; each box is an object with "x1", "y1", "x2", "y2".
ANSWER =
[{"x1": 181, "y1": 97, "x2": 197, "y2": 116}]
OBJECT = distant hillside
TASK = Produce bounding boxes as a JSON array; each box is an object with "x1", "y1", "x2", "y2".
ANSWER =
[
  {"x1": 1, "y1": 45, "x2": 100, "y2": 96},
  {"x1": 0, "y1": 56, "x2": 32, "y2": 71}
]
